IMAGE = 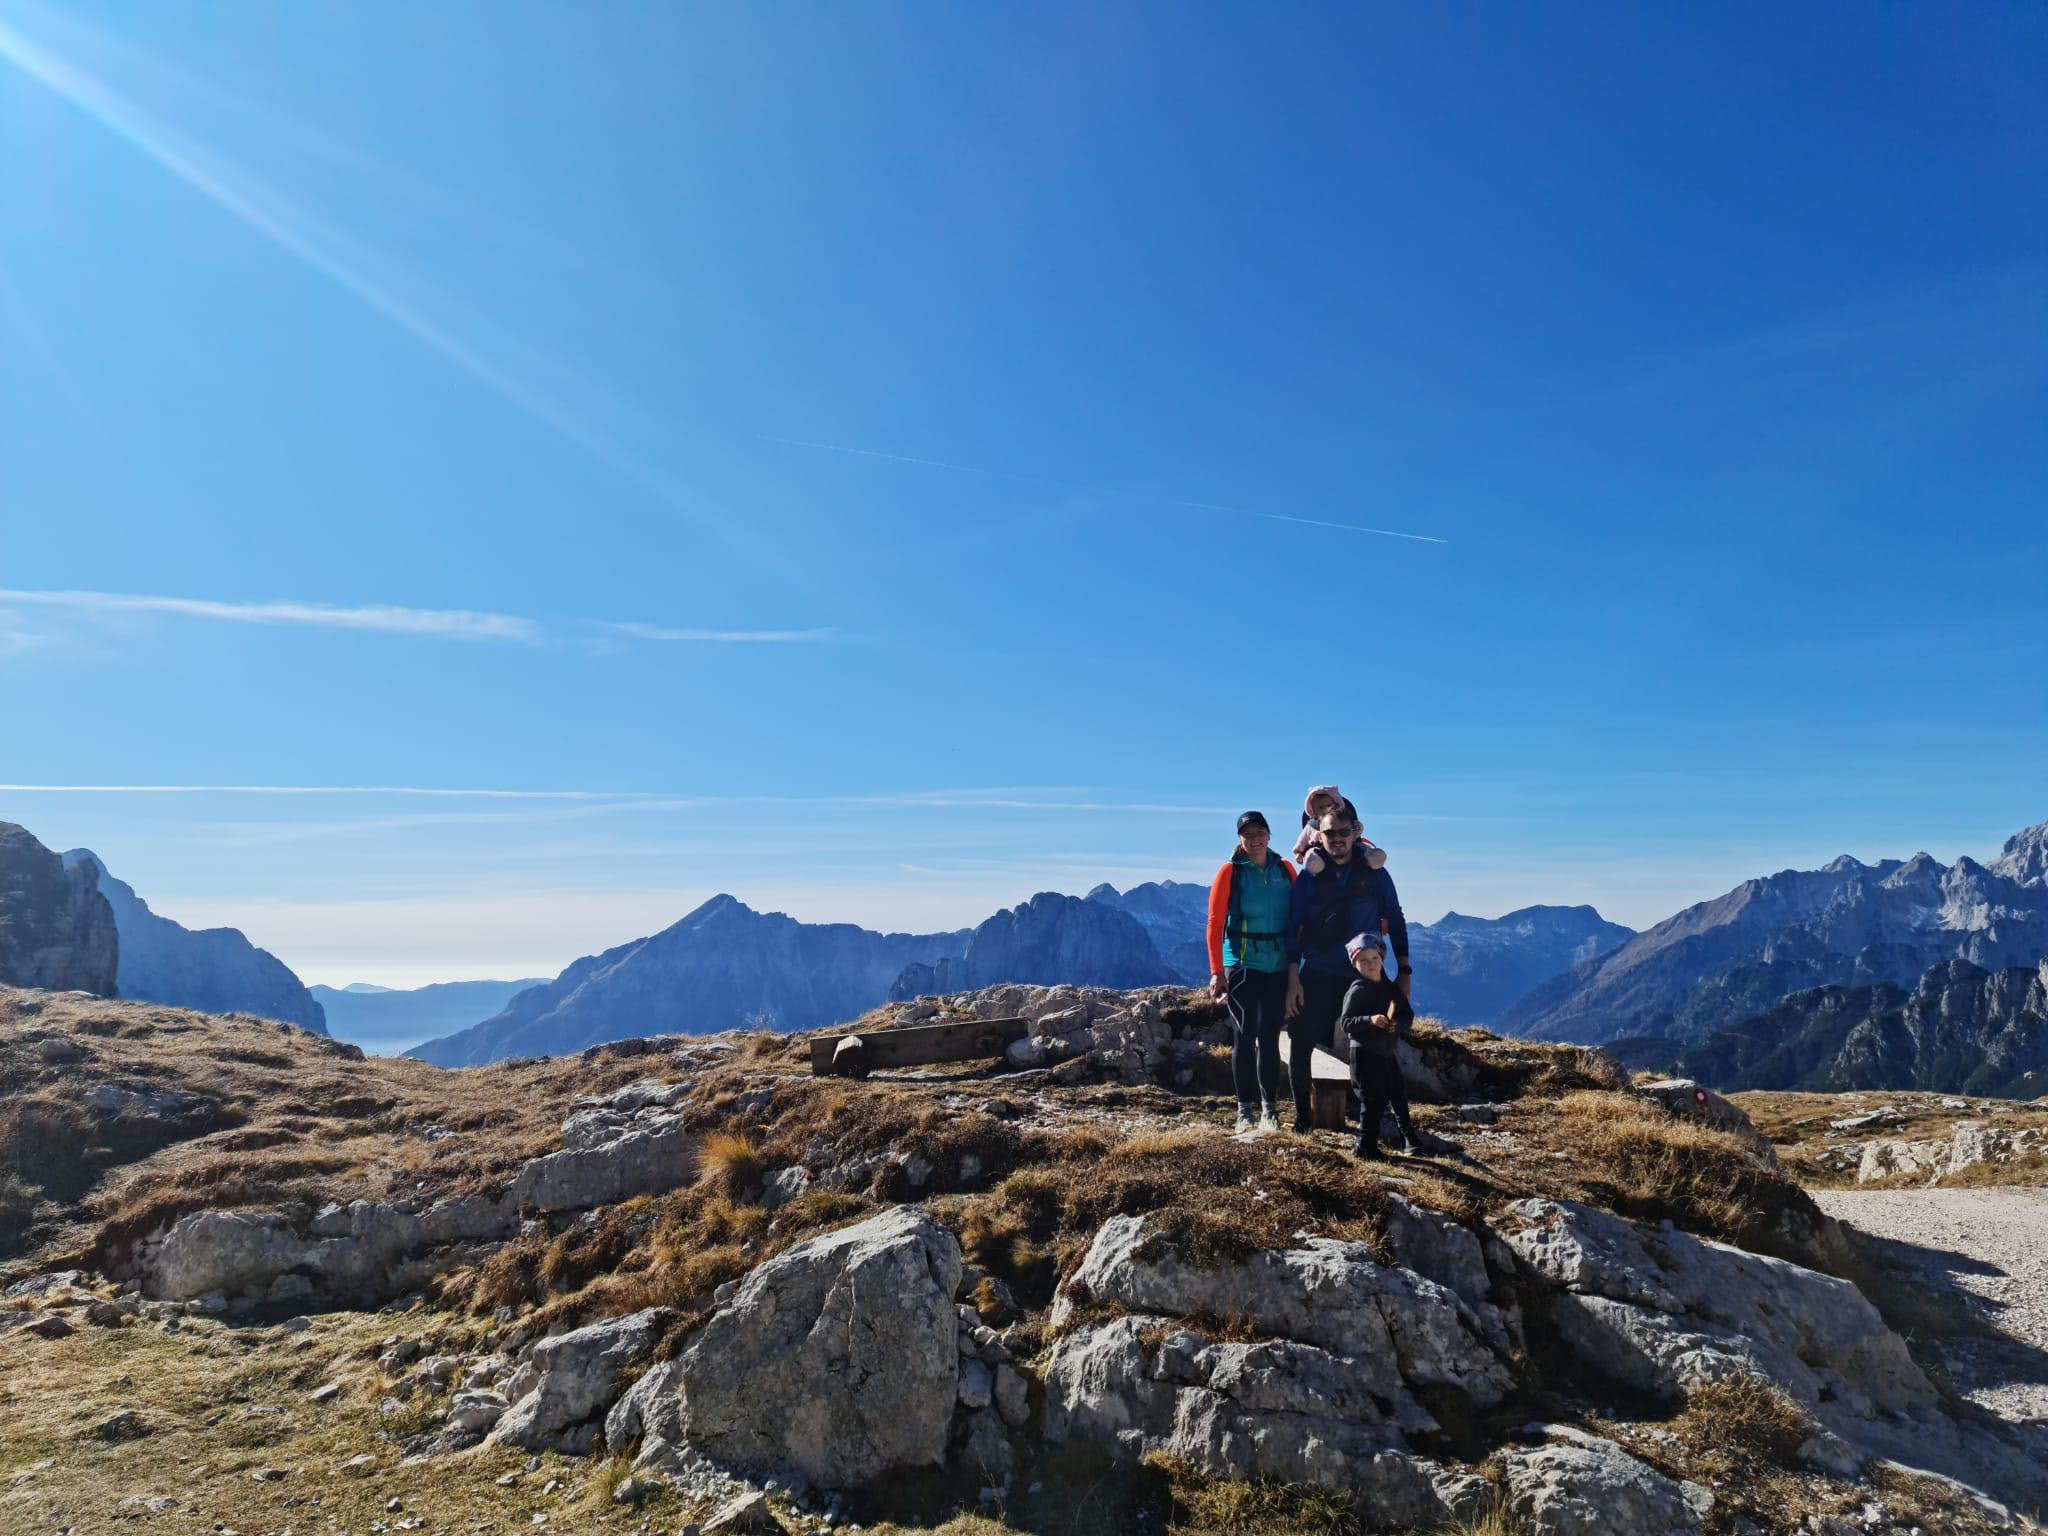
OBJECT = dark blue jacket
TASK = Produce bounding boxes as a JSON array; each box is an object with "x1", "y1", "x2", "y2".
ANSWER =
[{"x1": 1286, "y1": 857, "x2": 1410, "y2": 977}]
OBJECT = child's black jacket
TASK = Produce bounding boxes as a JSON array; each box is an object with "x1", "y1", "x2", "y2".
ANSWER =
[{"x1": 1340, "y1": 974, "x2": 1414, "y2": 1062}]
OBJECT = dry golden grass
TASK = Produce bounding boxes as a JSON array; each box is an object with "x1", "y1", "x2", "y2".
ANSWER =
[
  {"x1": 1549, "y1": 1090, "x2": 1812, "y2": 1250},
  {"x1": 696, "y1": 1131, "x2": 766, "y2": 1198},
  {"x1": 1671, "y1": 1375, "x2": 1813, "y2": 1466}
]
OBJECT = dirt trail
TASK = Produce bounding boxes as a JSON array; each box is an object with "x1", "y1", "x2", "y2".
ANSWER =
[{"x1": 1815, "y1": 1187, "x2": 2048, "y2": 1424}]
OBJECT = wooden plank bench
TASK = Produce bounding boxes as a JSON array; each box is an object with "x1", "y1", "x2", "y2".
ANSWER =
[
  {"x1": 809, "y1": 1016, "x2": 1028, "y2": 1077},
  {"x1": 1273, "y1": 1029, "x2": 1352, "y2": 1130}
]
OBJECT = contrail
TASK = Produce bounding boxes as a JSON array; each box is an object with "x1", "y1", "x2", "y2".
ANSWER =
[
  {"x1": 760, "y1": 436, "x2": 995, "y2": 478},
  {"x1": 0, "y1": 21, "x2": 718, "y2": 536},
  {"x1": 604, "y1": 622, "x2": 842, "y2": 644},
  {"x1": 0, "y1": 588, "x2": 539, "y2": 642},
  {"x1": 765, "y1": 435, "x2": 1449, "y2": 544}
]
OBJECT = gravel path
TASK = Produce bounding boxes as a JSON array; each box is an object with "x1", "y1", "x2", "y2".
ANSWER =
[{"x1": 1815, "y1": 1188, "x2": 2048, "y2": 1424}]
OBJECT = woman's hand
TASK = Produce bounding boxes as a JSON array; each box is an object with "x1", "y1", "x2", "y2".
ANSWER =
[
  {"x1": 1285, "y1": 972, "x2": 1304, "y2": 1019},
  {"x1": 1209, "y1": 971, "x2": 1227, "y2": 1001}
]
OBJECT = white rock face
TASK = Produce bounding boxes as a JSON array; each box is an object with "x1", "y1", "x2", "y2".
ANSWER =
[
  {"x1": 664, "y1": 1206, "x2": 962, "y2": 1489},
  {"x1": 507, "y1": 1118, "x2": 694, "y2": 1211},
  {"x1": 1857, "y1": 1138, "x2": 1949, "y2": 1183},
  {"x1": 1039, "y1": 1213, "x2": 1505, "y2": 1527},
  {"x1": 1052, "y1": 1213, "x2": 1512, "y2": 1407},
  {"x1": 447, "y1": 1390, "x2": 510, "y2": 1434},
  {"x1": 1498, "y1": 1439, "x2": 1712, "y2": 1536},
  {"x1": 1503, "y1": 1198, "x2": 2042, "y2": 1507},
  {"x1": 140, "y1": 1192, "x2": 523, "y2": 1301},
  {"x1": 487, "y1": 1308, "x2": 672, "y2": 1451}
]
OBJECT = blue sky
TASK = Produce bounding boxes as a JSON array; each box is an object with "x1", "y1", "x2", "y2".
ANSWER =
[{"x1": 2, "y1": 2, "x2": 2043, "y2": 987}]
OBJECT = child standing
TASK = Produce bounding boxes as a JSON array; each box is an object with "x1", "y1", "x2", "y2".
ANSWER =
[{"x1": 1339, "y1": 934, "x2": 1418, "y2": 1160}]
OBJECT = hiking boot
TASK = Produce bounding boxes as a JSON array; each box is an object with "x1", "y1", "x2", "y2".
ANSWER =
[
  {"x1": 1291, "y1": 1112, "x2": 1313, "y2": 1135},
  {"x1": 1234, "y1": 1111, "x2": 1255, "y2": 1135},
  {"x1": 1258, "y1": 1107, "x2": 1280, "y2": 1133},
  {"x1": 1352, "y1": 1137, "x2": 1383, "y2": 1161},
  {"x1": 1396, "y1": 1130, "x2": 1423, "y2": 1156}
]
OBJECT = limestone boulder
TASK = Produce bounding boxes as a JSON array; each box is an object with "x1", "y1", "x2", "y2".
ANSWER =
[
  {"x1": 1052, "y1": 1213, "x2": 1511, "y2": 1408},
  {"x1": 508, "y1": 1119, "x2": 694, "y2": 1211},
  {"x1": 487, "y1": 1308, "x2": 673, "y2": 1451},
  {"x1": 1857, "y1": 1138, "x2": 1949, "y2": 1183},
  {"x1": 1040, "y1": 1212, "x2": 1507, "y2": 1525},
  {"x1": 1499, "y1": 1439, "x2": 1712, "y2": 1536},
  {"x1": 663, "y1": 1206, "x2": 962, "y2": 1488},
  {"x1": 1503, "y1": 1199, "x2": 2044, "y2": 1509}
]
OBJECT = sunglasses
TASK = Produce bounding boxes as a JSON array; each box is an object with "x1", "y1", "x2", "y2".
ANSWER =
[{"x1": 1322, "y1": 827, "x2": 1357, "y2": 840}]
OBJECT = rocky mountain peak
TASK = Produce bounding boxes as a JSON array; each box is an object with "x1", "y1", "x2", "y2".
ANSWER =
[
  {"x1": 1990, "y1": 821, "x2": 2048, "y2": 888},
  {"x1": 0, "y1": 822, "x2": 118, "y2": 995},
  {"x1": 60, "y1": 847, "x2": 325, "y2": 1034}
]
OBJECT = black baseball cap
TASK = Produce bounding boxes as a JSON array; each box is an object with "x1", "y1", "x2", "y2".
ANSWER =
[{"x1": 1236, "y1": 810, "x2": 1269, "y2": 835}]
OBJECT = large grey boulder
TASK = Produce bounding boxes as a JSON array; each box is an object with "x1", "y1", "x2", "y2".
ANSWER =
[
  {"x1": 1503, "y1": 1199, "x2": 2045, "y2": 1508},
  {"x1": 664, "y1": 1207, "x2": 962, "y2": 1488},
  {"x1": 138, "y1": 1192, "x2": 521, "y2": 1301},
  {"x1": 1051, "y1": 1213, "x2": 1512, "y2": 1408},
  {"x1": 146, "y1": 1211, "x2": 309, "y2": 1300},
  {"x1": 487, "y1": 1308, "x2": 673, "y2": 1451},
  {"x1": 1040, "y1": 1213, "x2": 1505, "y2": 1525},
  {"x1": 1857, "y1": 1138, "x2": 1947, "y2": 1183},
  {"x1": 508, "y1": 1118, "x2": 694, "y2": 1211},
  {"x1": 1499, "y1": 1439, "x2": 1712, "y2": 1536}
]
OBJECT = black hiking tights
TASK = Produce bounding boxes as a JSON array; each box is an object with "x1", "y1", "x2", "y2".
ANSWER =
[
  {"x1": 1286, "y1": 968, "x2": 1350, "y2": 1125},
  {"x1": 1353, "y1": 1054, "x2": 1415, "y2": 1148},
  {"x1": 1224, "y1": 966, "x2": 1286, "y2": 1114}
]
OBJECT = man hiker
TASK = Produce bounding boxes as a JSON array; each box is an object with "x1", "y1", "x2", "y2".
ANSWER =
[
  {"x1": 1340, "y1": 932, "x2": 1419, "y2": 1159},
  {"x1": 1283, "y1": 807, "x2": 1411, "y2": 1133}
]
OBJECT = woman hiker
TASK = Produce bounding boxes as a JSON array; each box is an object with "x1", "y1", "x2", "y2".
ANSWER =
[{"x1": 1206, "y1": 810, "x2": 1296, "y2": 1134}]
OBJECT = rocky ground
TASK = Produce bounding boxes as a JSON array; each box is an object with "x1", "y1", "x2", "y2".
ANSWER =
[{"x1": 1, "y1": 983, "x2": 2044, "y2": 1536}]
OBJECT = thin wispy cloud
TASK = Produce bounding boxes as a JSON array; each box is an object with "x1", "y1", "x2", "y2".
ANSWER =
[
  {"x1": 765, "y1": 435, "x2": 1449, "y2": 545},
  {"x1": 0, "y1": 588, "x2": 539, "y2": 643},
  {"x1": 0, "y1": 588, "x2": 848, "y2": 651},
  {"x1": 606, "y1": 622, "x2": 842, "y2": 644},
  {"x1": 0, "y1": 783, "x2": 1229, "y2": 817},
  {"x1": 0, "y1": 784, "x2": 642, "y2": 798}
]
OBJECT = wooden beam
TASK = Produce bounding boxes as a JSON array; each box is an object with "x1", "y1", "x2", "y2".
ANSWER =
[
  {"x1": 1274, "y1": 1029, "x2": 1352, "y2": 1130},
  {"x1": 809, "y1": 1016, "x2": 1029, "y2": 1077}
]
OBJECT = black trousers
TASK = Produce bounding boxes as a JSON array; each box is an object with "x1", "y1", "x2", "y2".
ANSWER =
[
  {"x1": 1224, "y1": 966, "x2": 1286, "y2": 1114},
  {"x1": 1353, "y1": 1053, "x2": 1415, "y2": 1147},
  {"x1": 1286, "y1": 968, "x2": 1351, "y2": 1123}
]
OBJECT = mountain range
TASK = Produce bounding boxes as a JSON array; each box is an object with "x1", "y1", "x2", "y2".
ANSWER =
[
  {"x1": 1499, "y1": 824, "x2": 2048, "y2": 1048},
  {"x1": 9, "y1": 811, "x2": 2046, "y2": 1091},
  {"x1": 406, "y1": 896, "x2": 970, "y2": 1066},
  {"x1": 1628, "y1": 957, "x2": 2048, "y2": 1099},
  {"x1": 62, "y1": 849, "x2": 328, "y2": 1034}
]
